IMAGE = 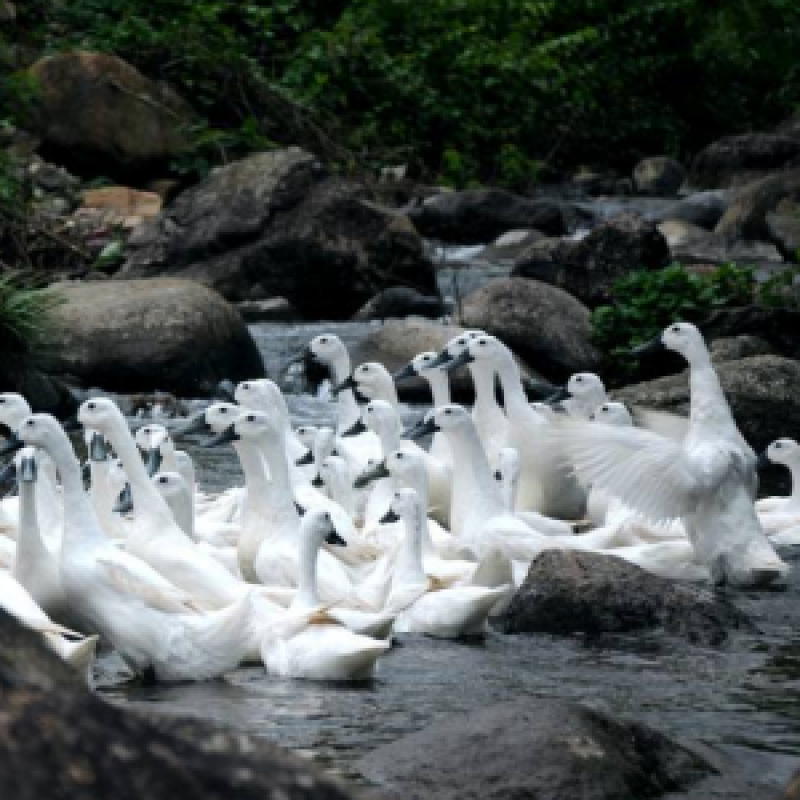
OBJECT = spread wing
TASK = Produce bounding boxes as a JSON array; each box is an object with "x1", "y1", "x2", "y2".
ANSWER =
[{"x1": 629, "y1": 405, "x2": 690, "y2": 442}]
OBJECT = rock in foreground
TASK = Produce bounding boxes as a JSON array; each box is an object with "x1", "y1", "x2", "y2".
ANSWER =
[
  {"x1": 496, "y1": 551, "x2": 750, "y2": 645},
  {"x1": 39, "y1": 279, "x2": 265, "y2": 396},
  {"x1": 0, "y1": 610, "x2": 362, "y2": 800},
  {"x1": 359, "y1": 698, "x2": 713, "y2": 800}
]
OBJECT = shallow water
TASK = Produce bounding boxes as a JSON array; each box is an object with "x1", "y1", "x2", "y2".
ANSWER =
[{"x1": 100, "y1": 319, "x2": 800, "y2": 793}]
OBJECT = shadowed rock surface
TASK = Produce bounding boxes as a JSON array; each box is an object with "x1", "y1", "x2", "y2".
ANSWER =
[
  {"x1": 496, "y1": 551, "x2": 751, "y2": 645},
  {"x1": 359, "y1": 698, "x2": 714, "y2": 800}
]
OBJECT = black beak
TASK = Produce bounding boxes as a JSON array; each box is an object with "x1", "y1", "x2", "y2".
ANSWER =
[
  {"x1": 311, "y1": 474, "x2": 324, "y2": 488},
  {"x1": 325, "y1": 529, "x2": 347, "y2": 547},
  {"x1": 174, "y1": 412, "x2": 212, "y2": 438},
  {"x1": 203, "y1": 425, "x2": 240, "y2": 448},
  {"x1": 216, "y1": 380, "x2": 237, "y2": 402},
  {"x1": 546, "y1": 386, "x2": 570, "y2": 404},
  {"x1": 403, "y1": 417, "x2": 440, "y2": 440},
  {"x1": 89, "y1": 432, "x2": 108, "y2": 462},
  {"x1": 114, "y1": 484, "x2": 134, "y2": 514},
  {"x1": 426, "y1": 350, "x2": 454, "y2": 369},
  {"x1": 61, "y1": 416, "x2": 82, "y2": 433},
  {"x1": 354, "y1": 460, "x2": 390, "y2": 489},
  {"x1": 285, "y1": 348, "x2": 310, "y2": 369},
  {"x1": 0, "y1": 460, "x2": 17, "y2": 495},
  {"x1": 144, "y1": 448, "x2": 163, "y2": 477},
  {"x1": 493, "y1": 470, "x2": 502, "y2": 481},
  {"x1": 81, "y1": 461, "x2": 91, "y2": 484},
  {"x1": 392, "y1": 363, "x2": 418, "y2": 382},
  {"x1": 756, "y1": 452, "x2": 772, "y2": 470},
  {"x1": 19, "y1": 455, "x2": 36, "y2": 483},
  {"x1": 341, "y1": 418, "x2": 367, "y2": 438},
  {"x1": 0, "y1": 433, "x2": 24, "y2": 457},
  {"x1": 294, "y1": 501, "x2": 306, "y2": 515},
  {"x1": 379, "y1": 508, "x2": 400, "y2": 524},
  {"x1": 438, "y1": 348, "x2": 474, "y2": 373},
  {"x1": 332, "y1": 374, "x2": 357, "y2": 397},
  {"x1": 631, "y1": 336, "x2": 666, "y2": 357},
  {"x1": 295, "y1": 450, "x2": 314, "y2": 466}
]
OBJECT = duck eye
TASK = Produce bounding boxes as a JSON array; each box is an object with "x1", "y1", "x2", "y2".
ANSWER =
[
  {"x1": 0, "y1": 398, "x2": 6, "y2": 404},
  {"x1": 776, "y1": 443, "x2": 783, "y2": 449},
  {"x1": 246, "y1": 415, "x2": 256, "y2": 423},
  {"x1": 87, "y1": 402, "x2": 96, "y2": 411},
  {"x1": 396, "y1": 452, "x2": 404, "y2": 459},
  {"x1": 220, "y1": 408, "x2": 228, "y2": 414},
  {"x1": 671, "y1": 325, "x2": 681, "y2": 333},
  {"x1": 444, "y1": 408, "x2": 452, "y2": 415},
  {"x1": 320, "y1": 337, "x2": 328, "y2": 344},
  {"x1": 576, "y1": 376, "x2": 583, "y2": 382},
  {"x1": 479, "y1": 340, "x2": 487, "y2": 347},
  {"x1": 26, "y1": 419, "x2": 35, "y2": 427}
]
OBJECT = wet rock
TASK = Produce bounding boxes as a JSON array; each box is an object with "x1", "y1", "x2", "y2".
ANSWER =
[
  {"x1": 633, "y1": 156, "x2": 686, "y2": 196},
  {"x1": 710, "y1": 335, "x2": 773, "y2": 364},
  {"x1": 657, "y1": 220, "x2": 783, "y2": 265},
  {"x1": 120, "y1": 150, "x2": 437, "y2": 318},
  {"x1": 458, "y1": 277, "x2": 600, "y2": 380},
  {"x1": 0, "y1": 360, "x2": 77, "y2": 419},
  {"x1": 352, "y1": 287, "x2": 444, "y2": 321},
  {"x1": 702, "y1": 307, "x2": 800, "y2": 360},
  {"x1": 38, "y1": 279, "x2": 264, "y2": 396},
  {"x1": 497, "y1": 551, "x2": 749, "y2": 645},
  {"x1": 691, "y1": 134, "x2": 800, "y2": 190},
  {"x1": 359, "y1": 697, "x2": 714, "y2": 800},
  {"x1": 28, "y1": 52, "x2": 193, "y2": 180},
  {"x1": 782, "y1": 769, "x2": 800, "y2": 799},
  {"x1": 656, "y1": 190, "x2": 728, "y2": 229},
  {"x1": 512, "y1": 212, "x2": 670, "y2": 306},
  {"x1": 407, "y1": 188, "x2": 565, "y2": 244},
  {"x1": 26, "y1": 156, "x2": 81, "y2": 216},
  {"x1": 616, "y1": 355, "x2": 800, "y2": 455},
  {"x1": 478, "y1": 228, "x2": 545, "y2": 262},
  {"x1": 766, "y1": 196, "x2": 800, "y2": 254},
  {"x1": 715, "y1": 169, "x2": 800, "y2": 253},
  {"x1": 0, "y1": 611, "x2": 363, "y2": 800},
  {"x1": 236, "y1": 297, "x2": 302, "y2": 323},
  {"x1": 128, "y1": 392, "x2": 191, "y2": 420}
]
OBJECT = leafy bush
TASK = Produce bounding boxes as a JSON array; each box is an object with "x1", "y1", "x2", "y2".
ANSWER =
[
  {"x1": 592, "y1": 263, "x2": 800, "y2": 375},
  {"x1": 0, "y1": 274, "x2": 63, "y2": 355}
]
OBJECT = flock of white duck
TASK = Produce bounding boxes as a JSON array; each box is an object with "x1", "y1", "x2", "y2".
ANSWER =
[{"x1": 0, "y1": 321, "x2": 795, "y2": 685}]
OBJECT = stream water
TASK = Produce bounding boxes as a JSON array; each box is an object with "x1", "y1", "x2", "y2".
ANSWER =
[{"x1": 100, "y1": 274, "x2": 800, "y2": 793}]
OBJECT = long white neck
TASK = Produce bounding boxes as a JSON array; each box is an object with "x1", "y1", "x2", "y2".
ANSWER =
[
  {"x1": 329, "y1": 350, "x2": 360, "y2": 433},
  {"x1": 326, "y1": 469, "x2": 357, "y2": 516},
  {"x1": 295, "y1": 532, "x2": 321, "y2": 609},
  {"x1": 258, "y1": 431, "x2": 296, "y2": 511},
  {"x1": 89, "y1": 460, "x2": 117, "y2": 538},
  {"x1": 164, "y1": 487, "x2": 195, "y2": 540},
  {"x1": 391, "y1": 468, "x2": 435, "y2": 556},
  {"x1": 686, "y1": 351, "x2": 740, "y2": 439},
  {"x1": 491, "y1": 356, "x2": 529, "y2": 415},
  {"x1": 233, "y1": 439, "x2": 271, "y2": 518},
  {"x1": 397, "y1": 499, "x2": 428, "y2": 585},
  {"x1": 500, "y1": 466, "x2": 519, "y2": 512},
  {"x1": 373, "y1": 418, "x2": 402, "y2": 457},
  {"x1": 424, "y1": 371, "x2": 451, "y2": 408},
  {"x1": 14, "y1": 471, "x2": 49, "y2": 580}
]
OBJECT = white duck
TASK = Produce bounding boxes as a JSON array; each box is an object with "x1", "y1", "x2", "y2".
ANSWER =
[
  {"x1": 260, "y1": 509, "x2": 390, "y2": 682},
  {"x1": 556, "y1": 322, "x2": 788, "y2": 587},
  {"x1": 549, "y1": 372, "x2": 608, "y2": 419},
  {"x1": 10, "y1": 413, "x2": 252, "y2": 683},
  {"x1": 383, "y1": 489, "x2": 510, "y2": 638}
]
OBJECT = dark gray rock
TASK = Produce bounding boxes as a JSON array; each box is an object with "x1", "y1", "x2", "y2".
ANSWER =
[
  {"x1": 478, "y1": 228, "x2": 545, "y2": 262},
  {"x1": 497, "y1": 551, "x2": 750, "y2": 645},
  {"x1": 691, "y1": 134, "x2": 800, "y2": 190},
  {"x1": 0, "y1": 610, "x2": 364, "y2": 800},
  {"x1": 236, "y1": 297, "x2": 302, "y2": 323},
  {"x1": 657, "y1": 220, "x2": 783, "y2": 265},
  {"x1": 701, "y1": 307, "x2": 800, "y2": 360},
  {"x1": 616, "y1": 355, "x2": 800, "y2": 455},
  {"x1": 766, "y1": 196, "x2": 800, "y2": 254},
  {"x1": 121, "y1": 150, "x2": 437, "y2": 318},
  {"x1": 39, "y1": 279, "x2": 265, "y2": 396},
  {"x1": 0, "y1": 360, "x2": 77, "y2": 419},
  {"x1": 352, "y1": 287, "x2": 444, "y2": 321},
  {"x1": 710, "y1": 335, "x2": 773, "y2": 364},
  {"x1": 633, "y1": 156, "x2": 686, "y2": 196},
  {"x1": 359, "y1": 697, "x2": 714, "y2": 800},
  {"x1": 656, "y1": 191, "x2": 728, "y2": 229},
  {"x1": 407, "y1": 188, "x2": 565, "y2": 244},
  {"x1": 458, "y1": 276, "x2": 600, "y2": 380},
  {"x1": 512, "y1": 212, "x2": 670, "y2": 306}
]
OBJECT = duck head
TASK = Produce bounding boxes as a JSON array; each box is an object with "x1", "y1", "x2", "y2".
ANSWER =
[
  {"x1": 301, "y1": 508, "x2": 347, "y2": 547},
  {"x1": 588, "y1": 402, "x2": 634, "y2": 427},
  {"x1": 758, "y1": 438, "x2": 800, "y2": 471},
  {"x1": 134, "y1": 423, "x2": 173, "y2": 476},
  {"x1": 152, "y1": 471, "x2": 189, "y2": 501},
  {"x1": 404, "y1": 404, "x2": 469, "y2": 439},
  {"x1": 427, "y1": 330, "x2": 483, "y2": 369},
  {"x1": 379, "y1": 487, "x2": 422, "y2": 524},
  {"x1": 633, "y1": 322, "x2": 708, "y2": 364}
]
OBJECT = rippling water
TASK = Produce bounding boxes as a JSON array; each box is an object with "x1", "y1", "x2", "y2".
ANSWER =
[{"x1": 100, "y1": 319, "x2": 800, "y2": 793}]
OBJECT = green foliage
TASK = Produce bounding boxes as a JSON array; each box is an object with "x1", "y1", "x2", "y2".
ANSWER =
[
  {"x1": 592, "y1": 263, "x2": 800, "y2": 375},
  {"x1": 0, "y1": 274, "x2": 63, "y2": 355}
]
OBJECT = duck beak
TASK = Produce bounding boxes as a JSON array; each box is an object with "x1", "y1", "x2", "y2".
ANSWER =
[
  {"x1": 756, "y1": 452, "x2": 772, "y2": 470},
  {"x1": 144, "y1": 447, "x2": 163, "y2": 477},
  {"x1": 0, "y1": 432, "x2": 24, "y2": 457},
  {"x1": 0, "y1": 460, "x2": 17, "y2": 495},
  {"x1": 426, "y1": 350, "x2": 454, "y2": 369},
  {"x1": 294, "y1": 501, "x2": 307, "y2": 516},
  {"x1": 295, "y1": 450, "x2": 314, "y2": 466},
  {"x1": 285, "y1": 348, "x2": 310, "y2": 369},
  {"x1": 89, "y1": 432, "x2": 108, "y2": 462},
  {"x1": 114, "y1": 484, "x2": 134, "y2": 514},
  {"x1": 174, "y1": 412, "x2": 212, "y2": 438},
  {"x1": 81, "y1": 461, "x2": 91, "y2": 484},
  {"x1": 438, "y1": 349, "x2": 474, "y2": 373},
  {"x1": 379, "y1": 508, "x2": 400, "y2": 524},
  {"x1": 403, "y1": 417, "x2": 440, "y2": 440},
  {"x1": 341, "y1": 418, "x2": 367, "y2": 438},
  {"x1": 311, "y1": 474, "x2": 324, "y2": 488},
  {"x1": 325, "y1": 528, "x2": 347, "y2": 547},
  {"x1": 216, "y1": 380, "x2": 237, "y2": 402},
  {"x1": 546, "y1": 386, "x2": 571, "y2": 404},
  {"x1": 19, "y1": 455, "x2": 37, "y2": 484},
  {"x1": 631, "y1": 336, "x2": 665, "y2": 357},
  {"x1": 493, "y1": 470, "x2": 502, "y2": 481},
  {"x1": 332, "y1": 374, "x2": 357, "y2": 397},
  {"x1": 203, "y1": 425, "x2": 240, "y2": 448},
  {"x1": 392, "y1": 363, "x2": 417, "y2": 382},
  {"x1": 354, "y1": 460, "x2": 390, "y2": 489}
]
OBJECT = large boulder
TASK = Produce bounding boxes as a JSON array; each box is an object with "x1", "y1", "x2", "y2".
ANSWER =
[
  {"x1": 701, "y1": 307, "x2": 800, "y2": 360},
  {"x1": 352, "y1": 287, "x2": 444, "y2": 321},
  {"x1": 28, "y1": 52, "x2": 193, "y2": 180},
  {"x1": 715, "y1": 169, "x2": 800, "y2": 255},
  {"x1": 616, "y1": 355, "x2": 800, "y2": 455},
  {"x1": 458, "y1": 277, "x2": 600, "y2": 379},
  {"x1": 690, "y1": 134, "x2": 800, "y2": 190},
  {"x1": 0, "y1": 611, "x2": 361, "y2": 800},
  {"x1": 359, "y1": 698, "x2": 713, "y2": 800},
  {"x1": 656, "y1": 190, "x2": 728, "y2": 229},
  {"x1": 633, "y1": 156, "x2": 686, "y2": 196},
  {"x1": 512, "y1": 212, "x2": 670, "y2": 306},
  {"x1": 497, "y1": 551, "x2": 749, "y2": 645},
  {"x1": 120, "y1": 150, "x2": 438, "y2": 318},
  {"x1": 657, "y1": 220, "x2": 783, "y2": 265},
  {"x1": 38, "y1": 279, "x2": 264, "y2": 396},
  {"x1": 407, "y1": 188, "x2": 565, "y2": 244}
]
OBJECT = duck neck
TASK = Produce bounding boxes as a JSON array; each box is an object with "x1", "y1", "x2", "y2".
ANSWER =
[
  {"x1": 687, "y1": 353, "x2": 738, "y2": 436},
  {"x1": 787, "y1": 462, "x2": 800, "y2": 504},
  {"x1": 165, "y1": 487, "x2": 195, "y2": 540},
  {"x1": 501, "y1": 467, "x2": 519, "y2": 512},
  {"x1": 393, "y1": 468, "x2": 435, "y2": 556},
  {"x1": 295, "y1": 533, "x2": 321, "y2": 609},
  {"x1": 374, "y1": 419, "x2": 401, "y2": 457},
  {"x1": 492, "y1": 356, "x2": 528, "y2": 415},
  {"x1": 14, "y1": 470, "x2": 48, "y2": 579},
  {"x1": 424, "y1": 371, "x2": 451, "y2": 409},
  {"x1": 233, "y1": 438, "x2": 271, "y2": 513},
  {"x1": 328, "y1": 351, "x2": 360, "y2": 433},
  {"x1": 398, "y1": 500, "x2": 428, "y2": 585},
  {"x1": 88, "y1": 460, "x2": 116, "y2": 537}
]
